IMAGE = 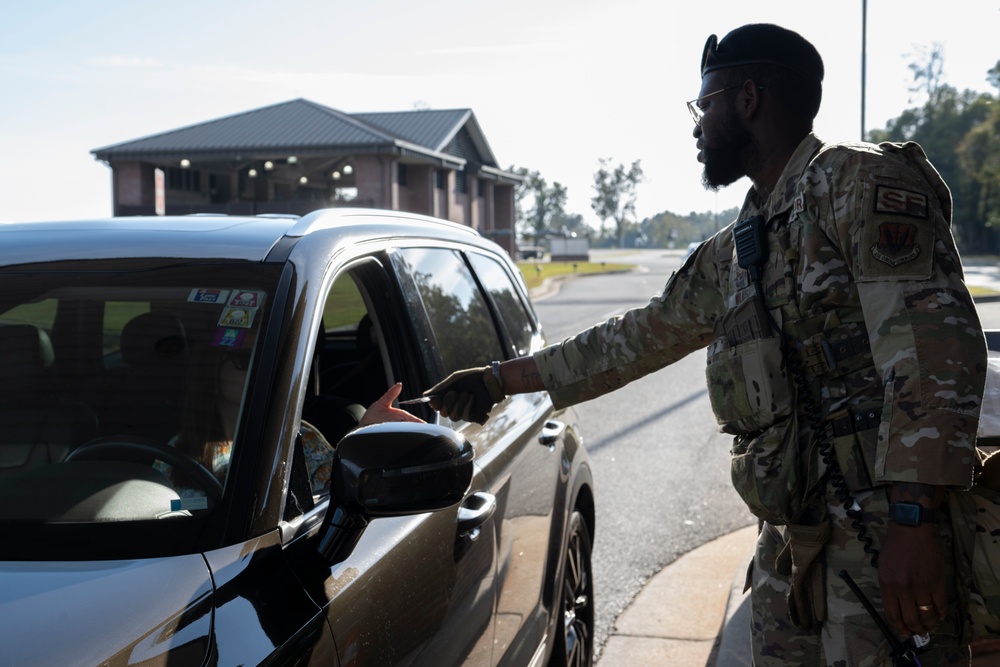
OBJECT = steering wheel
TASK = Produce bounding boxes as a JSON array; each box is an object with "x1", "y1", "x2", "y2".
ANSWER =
[{"x1": 66, "y1": 436, "x2": 224, "y2": 505}]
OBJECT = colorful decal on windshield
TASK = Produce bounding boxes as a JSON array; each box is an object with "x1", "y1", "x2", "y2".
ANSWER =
[
  {"x1": 188, "y1": 288, "x2": 231, "y2": 304},
  {"x1": 218, "y1": 306, "x2": 257, "y2": 328},
  {"x1": 212, "y1": 327, "x2": 248, "y2": 348},
  {"x1": 228, "y1": 289, "x2": 263, "y2": 308}
]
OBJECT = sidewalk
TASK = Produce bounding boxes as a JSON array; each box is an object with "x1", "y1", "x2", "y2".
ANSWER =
[{"x1": 595, "y1": 525, "x2": 757, "y2": 667}]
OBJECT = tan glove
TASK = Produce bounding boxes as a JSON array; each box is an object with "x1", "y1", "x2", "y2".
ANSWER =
[
  {"x1": 775, "y1": 517, "x2": 831, "y2": 631},
  {"x1": 424, "y1": 366, "x2": 505, "y2": 425}
]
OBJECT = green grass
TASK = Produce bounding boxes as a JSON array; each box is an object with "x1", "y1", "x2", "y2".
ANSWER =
[
  {"x1": 969, "y1": 285, "x2": 999, "y2": 297},
  {"x1": 516, "y1": 260, "x2": 634, "y2": 290}
]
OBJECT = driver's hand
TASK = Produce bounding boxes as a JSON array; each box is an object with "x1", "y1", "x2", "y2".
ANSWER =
[
  {"x1": 360, "y1": 383, "x2": 425, "y2": 427},
  {"x1": 424, "y1": 366, "x2": 504, "y2": 425}
]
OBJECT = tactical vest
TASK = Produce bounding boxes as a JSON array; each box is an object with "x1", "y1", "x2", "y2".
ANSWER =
[{"x1": 706, "y1": 214, "x2": 884, "y2": 525}]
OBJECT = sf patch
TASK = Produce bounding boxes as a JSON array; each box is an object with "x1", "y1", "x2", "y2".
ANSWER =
[{"x1": 874, "y1": 185, "x2": 928, "y2": 219}]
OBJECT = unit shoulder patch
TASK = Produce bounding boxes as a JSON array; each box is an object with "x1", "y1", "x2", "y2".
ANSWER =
[
  {"x1": 857, "y1": 181, "x2": 935, "y2": 281},
  {"x1": 871, "y1": 222, "x2": 921, "y2": 268}
]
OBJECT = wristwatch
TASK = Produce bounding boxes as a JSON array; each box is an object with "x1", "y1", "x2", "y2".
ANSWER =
[{"x1": 887, "y1": 502, "x2": 936, "y2": 526}]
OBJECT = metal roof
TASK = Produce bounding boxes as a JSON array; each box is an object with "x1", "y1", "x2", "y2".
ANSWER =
[
  {"x1": 91, "y1": 100, "x2": 500, "y2": 167},
  {"x1": 352, "y1": 109, "x2": 499, "y2": 165}
]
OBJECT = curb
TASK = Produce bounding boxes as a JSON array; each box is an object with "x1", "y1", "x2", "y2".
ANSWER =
[{"x1": 596, "y1": 525, "x2": 758, "y2": 667}]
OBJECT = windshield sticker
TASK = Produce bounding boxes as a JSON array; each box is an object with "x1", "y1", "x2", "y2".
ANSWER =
[
  {"x1": 188, "y1": 288, "x2": 231, "y2": 304},
  {"x1": 212, "y1": 327, "x2": 248, "y2": 348},
  {"x1": 218, "y1": 306, "x2": 257, "y2": 328},
  {"x1": 228, "y1": 289, "x2": 263, "y2": 308},
  {"x1": 171, "y1": 497, "x2": 209, "y2": 511}
]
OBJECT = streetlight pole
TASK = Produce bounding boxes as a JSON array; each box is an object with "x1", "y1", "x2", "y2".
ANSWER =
[{"x1": 861, "y1": 0, "x2": 868, "y2": 140}]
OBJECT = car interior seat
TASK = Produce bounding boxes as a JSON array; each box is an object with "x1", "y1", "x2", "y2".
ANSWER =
[
  {"x1": 0, "y1": 324, "x2": 99, "y2": 476},
  {"x1": 302, "y1": 320, "x2": 366, "y2": 444},
  {"x1": 321, "y1": 314, "x2": 387, "y2": 409},
  {"x1": 94, "y1": 312, "x2": 190, "y2": 443}
]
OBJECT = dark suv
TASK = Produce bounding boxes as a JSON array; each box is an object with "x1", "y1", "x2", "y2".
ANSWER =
[{"x1": 0, "y1": 209, "x2": 595, "y2": 666}]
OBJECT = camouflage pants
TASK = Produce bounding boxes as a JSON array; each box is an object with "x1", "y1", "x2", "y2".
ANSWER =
[{"x1": 750, "y1": 485, "x2": 970, "y2": 666}]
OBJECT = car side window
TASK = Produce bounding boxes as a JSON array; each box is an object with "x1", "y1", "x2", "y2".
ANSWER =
[
  {"x1": 466, "y1": 252, "x2": 536, "y2": 357},
  {"x1": 396, "y1": 247, "x2": 504, "y2": 374},
  {"x1": 0, "y1": 299, "x2": 58, "y2": 333},
  {"x1": 286, "y1": 269, "x2": 381, "y2": 520}
]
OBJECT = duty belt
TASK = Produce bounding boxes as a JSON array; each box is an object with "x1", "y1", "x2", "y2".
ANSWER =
[
  {"x1": 829, "y1": 406, "x2": 881, "y2": 437},
  {"x1": 800, "y1": 331, "x2": 871, "y2": 377}
]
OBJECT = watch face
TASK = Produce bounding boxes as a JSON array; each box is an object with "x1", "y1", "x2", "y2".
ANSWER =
[{"x1": 892, "y1": 502, "x2": 923, "y2": 526}]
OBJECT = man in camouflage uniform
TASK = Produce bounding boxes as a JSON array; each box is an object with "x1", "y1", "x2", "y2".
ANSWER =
[{"x1": 426, "y1": 23, "x2": 987, "y2": 666}]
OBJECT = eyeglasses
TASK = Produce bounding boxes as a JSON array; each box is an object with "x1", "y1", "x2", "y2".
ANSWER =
[{"x1": 686, "y1": 85, "x2": 738, "y2": 127}]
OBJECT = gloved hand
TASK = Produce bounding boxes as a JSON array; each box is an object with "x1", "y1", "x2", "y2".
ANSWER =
[{"x1": 424, "y1": 366, "x2": 505, "y2": 425}]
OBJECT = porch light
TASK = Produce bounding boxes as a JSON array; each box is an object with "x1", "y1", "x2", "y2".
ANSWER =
[
  {"x1": 332, "y1": 171, "x2": 341, "y2": 180},
  {"x1": 288, "y1": 156, "x2": 298, "y2": 164},
  {"x1": 248, "y1": 169, "x2": 258, "y2": 178},
  {"x1": 180, "y1": 159, "x2": 191, "y2": 168},
  {"x1": 264, "y1": 161, "x2": 274, "y2": 171},
  {"x1": 299, "y1": 176, "x2": 308, "y2": 184},
  {"x1": 343, "y1": 164, "x2": 353, "y2": 175}
]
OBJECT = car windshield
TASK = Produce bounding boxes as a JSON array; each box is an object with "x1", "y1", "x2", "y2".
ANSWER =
[{"x1": 0, "y1": 260, "x2": 281, "y2": 547}]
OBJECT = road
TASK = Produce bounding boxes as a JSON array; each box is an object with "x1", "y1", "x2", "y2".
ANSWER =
[{"x1": 530, "y1": 248, "x2": 1000, "y2": 657}]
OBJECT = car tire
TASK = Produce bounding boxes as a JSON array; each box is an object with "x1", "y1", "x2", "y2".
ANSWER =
[{"x1": 549, "y1": 509, "x2": 594, "y2": 667}]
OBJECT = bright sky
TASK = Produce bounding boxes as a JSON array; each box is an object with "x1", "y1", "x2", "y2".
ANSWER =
[{"x1": 2, "y1": 1, "x2": 998, "y2": 228}]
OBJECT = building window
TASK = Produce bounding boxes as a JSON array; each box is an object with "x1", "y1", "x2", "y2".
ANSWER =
[
  {"x1": 167, "y1": 167, "x2": 200, "y2": 192},
  {"x1": 435, "y1": 169, "x2": 446, "y2": 189},
  {"x1": 398, "y1": 164, "x2": 408, "y2": 187},
  {"x1": 455, "y1": 170, "x2": 467, "y2": 194},
  {"x1": 477, "y1": 178, "x2": 487, "y2": 198}
]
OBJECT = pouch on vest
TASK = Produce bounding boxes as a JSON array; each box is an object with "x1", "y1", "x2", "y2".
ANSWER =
[
  {"x1": 706, "y1": 334, "x2": 792, "y2": 434},
  {"x1": 730, "y1": 412, "x2": 823, "y2": 524}
]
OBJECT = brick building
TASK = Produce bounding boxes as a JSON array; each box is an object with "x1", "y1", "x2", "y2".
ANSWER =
[{"x1": 91, "y1": 99, "x2": 522, "y2": 255}]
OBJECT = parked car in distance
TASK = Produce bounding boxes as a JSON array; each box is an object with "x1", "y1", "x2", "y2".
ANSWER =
[{"x1": 0, "y1": 209, "x2": 595, "y2": 666}]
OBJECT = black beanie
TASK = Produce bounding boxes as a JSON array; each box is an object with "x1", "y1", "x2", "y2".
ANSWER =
[{"x1": 700, "y1": 23, "x2": 824, "y2": 83}]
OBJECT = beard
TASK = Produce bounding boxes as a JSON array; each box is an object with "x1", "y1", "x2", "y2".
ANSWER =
[{"x1": 700, "y1": 111, "x2": 755, "y2": 191}]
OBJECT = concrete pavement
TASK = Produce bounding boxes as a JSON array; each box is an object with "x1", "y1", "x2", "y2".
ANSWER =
[{"x1": 595, "y1": 524, "x2": 757, "y2": 667}]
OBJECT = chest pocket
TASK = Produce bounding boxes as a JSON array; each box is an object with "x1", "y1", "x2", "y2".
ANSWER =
[
  {"x1": 705, "y1": 220, "x2": 794, "y2": 435},
  {"x1": 706, "y1": 298, "x2": 792, "y2": 435}
]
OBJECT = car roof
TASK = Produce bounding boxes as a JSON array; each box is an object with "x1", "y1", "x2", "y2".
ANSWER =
[{"x1": 0, "y1": 208, "x2": 491, "y2": 266}]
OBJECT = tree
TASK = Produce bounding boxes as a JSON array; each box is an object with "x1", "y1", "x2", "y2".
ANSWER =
[
  {"x1": 510, "y1": 166, "x2": 569, "y2": 246},
  {"x1": 987, "y1": 60, "x2": 1000, "y2": 94},
  {"x1": 958, "y1": 102, "x2": 1000, "y2": 232},
  {"x1": 868, "y1": 47, "x2": 998, "y2": 253},
  {"x1": 591, "y1": 158, "x2": 644, "y2": 248},
  {"x1": 907, "y1": 43, "x2": 946, "y2": 108}
]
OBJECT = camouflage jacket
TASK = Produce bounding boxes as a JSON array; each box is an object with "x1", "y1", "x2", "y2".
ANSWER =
[{"x1": 534, "y1": 133, "x2": 986, "y2": 490}]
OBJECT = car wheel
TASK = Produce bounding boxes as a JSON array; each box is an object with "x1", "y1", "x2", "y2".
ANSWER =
[{"x1": 550, "y1": 509, "x2": 594, "y2": 667}]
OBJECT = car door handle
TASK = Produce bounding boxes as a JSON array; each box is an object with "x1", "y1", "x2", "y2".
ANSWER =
[
  {"x1": 539, "y1": 420, "x2": 566, "y2": 446},
  {"x1": 457, "y1": 491, "x2": 496, "y2": 539}
]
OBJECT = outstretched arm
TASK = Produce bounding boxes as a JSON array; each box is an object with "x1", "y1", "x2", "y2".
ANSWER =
[{"x1": 423, "y1": 356, "x2": 545, "y2": 424}]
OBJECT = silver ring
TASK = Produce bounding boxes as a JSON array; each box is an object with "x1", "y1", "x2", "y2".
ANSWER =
[{"x1": 917, "y1": 604, "x2": 933, "y2": 612}]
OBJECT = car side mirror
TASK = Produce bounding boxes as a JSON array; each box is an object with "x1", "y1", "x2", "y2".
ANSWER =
[{"x1": 317, "y1": 422, "x2": 474, "y2": 564}]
